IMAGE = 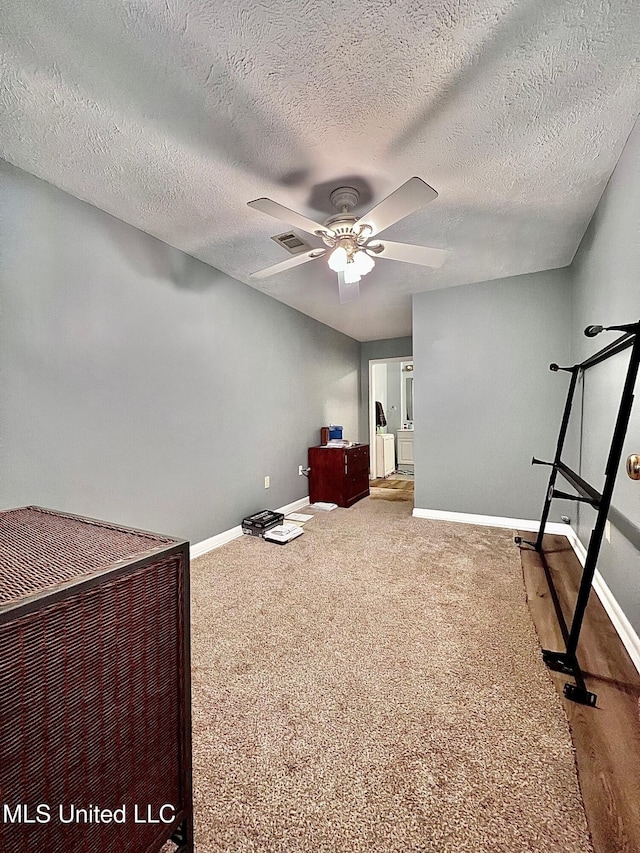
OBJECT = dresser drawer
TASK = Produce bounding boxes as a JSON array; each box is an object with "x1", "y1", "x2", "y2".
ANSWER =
[
  {"x1": 345, "y1": 472, "x2": 367, "y2": 493},
  {"x1": 346, "y1": 446, "x2": 369, "y2": 474}
]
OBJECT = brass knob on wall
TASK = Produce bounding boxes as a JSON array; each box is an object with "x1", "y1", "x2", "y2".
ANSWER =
[{"x1": 626, "y1": 454, "x2": 640, "y2": 480}]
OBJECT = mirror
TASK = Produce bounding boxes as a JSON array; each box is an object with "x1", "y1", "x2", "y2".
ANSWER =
[
  {"x1": 400, "y1": 361, "x2": 414, "y2": 426},
  {"x1": 405, "y1": 376, "x2": 413, "y2": 422}
]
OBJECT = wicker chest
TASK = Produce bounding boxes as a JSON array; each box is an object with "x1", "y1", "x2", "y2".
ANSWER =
[{"x1": 0, "y1": 506, "x2": 193, "y2": 853}]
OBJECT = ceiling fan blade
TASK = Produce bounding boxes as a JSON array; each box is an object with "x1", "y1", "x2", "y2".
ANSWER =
[
  {"x1": 357, "y1": 177, "x2": 438, "y2": 237},
  {"x1": 250, "y1": 248, "x2": 326, "y2": 279},
  {"x1": 248, "y1": 197, "x2": 332, "y2": 237},
  {"x1": 370, "y1": 240, "x2": 450, "y2": 268},
  {"x1": 337, "y1": 271, "x2": 360, "y2": 303}
]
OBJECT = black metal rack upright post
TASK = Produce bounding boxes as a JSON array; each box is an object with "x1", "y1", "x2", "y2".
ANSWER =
[{"x1": 517, "y1": 321, "x2": 640, "y2": 707}]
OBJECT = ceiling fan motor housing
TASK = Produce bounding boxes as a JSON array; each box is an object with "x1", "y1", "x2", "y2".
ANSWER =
[
  {"x1": 319, "y1": 215, "x2": 372, "y2": 254},
  {"x1": 329, "y1": 186, "x2": 360, "y2": 213}
]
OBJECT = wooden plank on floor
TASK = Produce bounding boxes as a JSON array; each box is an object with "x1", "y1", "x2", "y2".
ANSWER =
[{"x1": 519, "y1": 532, "x2": 640, "y2": 853}]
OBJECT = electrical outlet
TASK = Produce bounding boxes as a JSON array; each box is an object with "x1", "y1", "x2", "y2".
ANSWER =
[
  {"x1": 298, "y1": 465, "x2": 304, "y2": 476},
  {"x1": 605, "y1": 520, "x2": 611, "y2": 543},
  {"x1": 264, "y1": 475, "x2": 270, "y2": 489}
]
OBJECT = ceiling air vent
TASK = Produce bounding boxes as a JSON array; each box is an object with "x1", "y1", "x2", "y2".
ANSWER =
[{"x1": 271, "y1": 231, "x2": 311, "y2": 255}]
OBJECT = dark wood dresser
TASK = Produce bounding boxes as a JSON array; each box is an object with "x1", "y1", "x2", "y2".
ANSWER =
[
  {"x1": 0, "y1": 506, "x2": 193, "y2": 853},
  {"x1": 308, "y1": 444, "x2": 370, "y2": 507}
]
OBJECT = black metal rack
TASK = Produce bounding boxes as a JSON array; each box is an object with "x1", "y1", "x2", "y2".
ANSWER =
[{"x1": 517, "y1": 321, "x2": 640, "y2": 707}]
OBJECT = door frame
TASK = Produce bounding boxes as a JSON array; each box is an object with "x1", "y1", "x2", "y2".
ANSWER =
[{"x1": 368, "y1": 355, "x2": 412, "y2": 479}]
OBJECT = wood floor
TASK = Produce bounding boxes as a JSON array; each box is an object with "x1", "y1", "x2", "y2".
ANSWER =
[
  {"x1": 518, "y1": 532, "x2": 640, "y2": 853},
  {"x1": 369, "y1": 476, "x2": 414, "y2": 489},
  {"x1": 369, "y1": 477, "x2": 414, "y2": 502}
]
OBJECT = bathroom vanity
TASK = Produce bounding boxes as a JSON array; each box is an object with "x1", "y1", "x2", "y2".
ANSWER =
[
  {"x1": 376, "y1": 433, "x2": 396, "y2": 478},
  {"x1": 396, "y1": 429, "x2": 414, "y2": 470}
]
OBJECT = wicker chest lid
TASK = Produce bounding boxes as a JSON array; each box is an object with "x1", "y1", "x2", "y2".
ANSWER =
[{"x1": 0, "y1": 505, "x2": 179, "y2": 607}]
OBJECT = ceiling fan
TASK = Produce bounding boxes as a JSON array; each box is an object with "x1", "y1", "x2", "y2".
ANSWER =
[{"x1": 247, "y1": 177, "x2": 450, "y2": 303}]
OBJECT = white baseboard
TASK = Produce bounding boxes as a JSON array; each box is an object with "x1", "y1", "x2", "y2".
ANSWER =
[
  {"x1": 413, "y1": 506, "x2": 640, "y2": 675},
  {"x1": 412, "y1": 506, "x2": 565, "y2": 533},
  {"x1": 190, "y1": 495, "x2": 310, "y2": 559},
  {"x1": 561, "y1": 524, "x2": 588, "y2": 565},
  {"x1": 561, "y1": 526, "x2": 640, "y2": 674},
  {"x1": 189, "y1": 524, "x2": 244, "y2": 559},
  {"x1": 593, "y1": 572, "x2": 640, "y2": 674},
  {"x1": 277, "y1": 496, "x2": 312, "y2": 516}
]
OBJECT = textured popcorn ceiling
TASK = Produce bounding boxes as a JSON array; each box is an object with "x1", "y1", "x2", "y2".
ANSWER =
[{"x1": 1, "y1": 0, "x2": 639, "y2": 340}]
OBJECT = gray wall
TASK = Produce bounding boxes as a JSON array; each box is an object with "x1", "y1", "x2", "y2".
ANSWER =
[
  {"x1": 567, "y1": 117, "x2": 640, "y2": 634},
  {"x1": 412, "y1": 270, "x2": 572, "y2": 519},
  {"x1": 359, "y1": 336, "x2": 412, "y2": 442},
  {"x1": 0, "y1": 161, "x2": 360, "y2": 545}
]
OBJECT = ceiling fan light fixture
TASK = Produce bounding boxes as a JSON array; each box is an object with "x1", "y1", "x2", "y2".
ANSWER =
[
  {"x1": 343, "y1": 263, "x2": 361, "y2": 284},
  {"x1": 328, "y1": 245, "x2": 348, "y2": 272},
  {"x1": 352, "y1": 250, "x2": 375, "y2": 276}
]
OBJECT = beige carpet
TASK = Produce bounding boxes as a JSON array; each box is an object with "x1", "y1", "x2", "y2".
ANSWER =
[{"x1": 189, "y1": 498, "x2": 592, "y2": 852}]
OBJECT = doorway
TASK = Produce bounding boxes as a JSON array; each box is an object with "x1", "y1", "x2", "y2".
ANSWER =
[{"x1": 368, "y1": 355, "x2": 412, "y2": 480}]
